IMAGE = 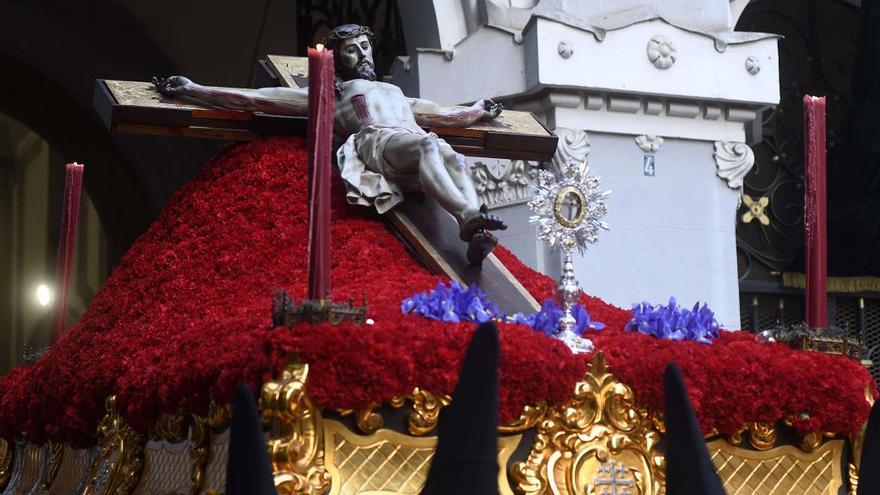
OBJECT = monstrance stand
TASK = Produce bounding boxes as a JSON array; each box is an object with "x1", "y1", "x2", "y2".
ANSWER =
[{"x1": 529, "y1": 159, "x2": 610, "y2": 353}]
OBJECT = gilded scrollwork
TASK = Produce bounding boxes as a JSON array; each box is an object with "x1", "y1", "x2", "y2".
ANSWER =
[
  {"x1": 0, "y1": 438, "x2": 13, "y2": 490},
  {"x1": 511, "y1": 353, "x2": 664, "y2": 495},
  {"x1": 338, "y1": 403, "x2": 384, "y2": 434},
  {"x1": 747, "y1": 422, "x2": 777, "y2": 450},
  {"x1": 799, "y1": 431, "x2": 824, "y2": 453},
  {"x1": 849, "y1": 385, "x2": 873, "y2": 495},
  {"x1": 207, "y1": 401, "x2": 232, "y2": 431},
  {"x1": 42, "y1": 441, "x2": 64, "y2": 490},
  {"x1": 726, "y1": 428, "x2": 744, "y2": 446},
  {"x1": 407, "y1": 388, "x2": 452, "y2": 436},
  {"x1": 189, "y1": 415, "x2": 209, "y2": 494},
  {"x1": 499, "y1": 403, "x2": 548, "y2": 434},
  {"x1": 82, "y1": 396, "x2": 144, "y2": 495},
  {"x1": 261, "y1": 358, "x2": 331, "y2": 495},
  {"x1": 848, "y1": 462, "x2": 859, "y2": 495},
  {"x1": 150, "y1": 412, "x2": 188, "y2": 443},
  {"x1": 343, "y1": 391, "x2": 546, "y2": 436}
]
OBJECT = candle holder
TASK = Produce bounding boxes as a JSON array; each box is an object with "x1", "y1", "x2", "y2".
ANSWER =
[
  {"x1": 756, "y1": 323, "x2": 870, "y2": 365},
  {"x1": 528, "y1": 159, "x2": 610, "y2": 353},
  {"x1": 272, "y1": 290, "x2": 368, "y2": 326}
]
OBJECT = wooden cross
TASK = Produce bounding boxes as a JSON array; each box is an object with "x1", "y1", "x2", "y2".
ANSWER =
[{"x1": 93, "y1": 56, "x2": 557, "y2": 314}]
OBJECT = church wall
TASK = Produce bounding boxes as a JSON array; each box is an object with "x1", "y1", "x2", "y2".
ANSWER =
[{"x1": 571, "y1": 132, "x2": 741, "y2": 328}]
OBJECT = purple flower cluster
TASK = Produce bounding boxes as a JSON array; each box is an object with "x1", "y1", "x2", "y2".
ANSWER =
[
  {"x1": 401, "y1": 281, "x2": 502, "y2": 323},
  {"x1": 625, "y1": 297, "x2": 719, "y2": 344},
  {"x1": 401, "y1": 282, "x2": 605, "y2": 336},
  {"x1": 511, "y1": 299, "x2": 605, "y2": 336}
]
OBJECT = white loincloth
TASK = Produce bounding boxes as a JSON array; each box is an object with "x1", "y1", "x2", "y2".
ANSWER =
[{"x1": 337, "y1": 125, "x2": 459, "y2": 214}]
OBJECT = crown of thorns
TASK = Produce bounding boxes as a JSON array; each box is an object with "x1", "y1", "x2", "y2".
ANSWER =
[{"x1": 322, "y1": 24, "x2": 374, "y2": 45}]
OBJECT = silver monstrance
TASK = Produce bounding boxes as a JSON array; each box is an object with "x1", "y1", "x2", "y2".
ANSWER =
[{"x1": 528, "y1": 159, "x2": 610, "y2": 353}]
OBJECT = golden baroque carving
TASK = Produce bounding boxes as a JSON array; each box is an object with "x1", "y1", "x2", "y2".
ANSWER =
[
  {"x1": 338, "y1": 403, "x2": 384, "y2": 434},
  {"x1": 848, "y1": 385, "x2": 874, "y2": 495},
  {"x1": 189, "y1": 415, "x2": 209, "y2": 494},
  {"x1": 848, "y1": 462, "x2": 858, "y2": 495},
  {"x1": 260, "y1": 358, "x2": 330, "y2": 495},
  {"x1": 150, "y1": 412, "x2": 188, "y2": 443},
  {"x1": 500, "y1": 403, "x2": 548, "y2": 434},
  {"x1": 82, "y1": 396, "x2": 144, "y2": 495},
  {"x1": 0, "y1": 438, "x2": 13, "y2": 490},
  {"x1": 207, "y1": 402, "x2": 232, "y2": 431},
  {"x1": 747, "y1": 422, "x2": 777, "y2": 450},
  {"x1": 511, "y1": 353, "x2": 664, "y2": 495},
  {"x1": 344, "y1": 391, "x2": 543, "y2": 436},
  {"x1": 726, "y1": 428, "x2": 744, "y2": 446},
  {"x1": 408, "y1": 388, "x2": 451, "y2": 436},
  {"x1": 42, "y1": 441, "x2": 64, "y2": 490},
  {"x1": 800, "y1": 431, "x2": 825, "y2": 453}
]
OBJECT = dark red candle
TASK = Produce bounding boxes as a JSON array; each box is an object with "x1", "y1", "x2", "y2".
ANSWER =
[
  {"x1": 307, "y1": 45, "x2": 334, "y2": 301},
  {"x1": 803, "y1": 95, "x2": 827, "y2": 328},
  {"x1": 51, "y1": 162, "x2": 85, "y2": 342}
]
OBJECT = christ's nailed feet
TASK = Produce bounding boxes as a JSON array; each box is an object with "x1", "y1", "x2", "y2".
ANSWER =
[
  {"x1": 459, "y1": 204, "x2": 507, "y2": 242},
  {"x1": 467, "y1": 231, "x2": 498, "y2": 266}
]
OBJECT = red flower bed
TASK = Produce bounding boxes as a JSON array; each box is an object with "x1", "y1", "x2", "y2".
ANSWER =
[{"x1": 0, "y1": 138, "x2": 873, "y2": 446}]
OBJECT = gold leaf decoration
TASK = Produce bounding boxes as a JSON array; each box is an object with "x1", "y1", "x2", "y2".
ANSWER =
[
  {"x1": 82, "y1": 396, "x2": 144, "y2": 495},
  {"x1": 189, "y1": 415, "x2": 209, "y2": 494},
  {"x1": 0, "y1": 438, "x2": 13, "y2": 491},
  {"x1": 741, "y1": 194, "x2": 770, "y2": 225},
  {"x1": 408, "y1": 388, "x2": 451, "y2": 436},
  {"x1": 499, "y1": 403, "x2": 548, "y2": 433},
  {"x1": 747, "y1": 422, "x2": 777, "y2": 450},
  {"x1": 42, "y1": 441, "x2": 64, "y2": 490},
  {"x1": 261, "y1": 358, "x2": 331, "y2": 495},
  {"x1": 510, "y1": 352, "x2": 664, "y2": 495}
]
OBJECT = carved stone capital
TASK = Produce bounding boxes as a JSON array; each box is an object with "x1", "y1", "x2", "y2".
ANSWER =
[
  {"x1": 470, "y1": 127, "x2": 591, "y2": 209},
  {"x1": 469, "y1": 158, "x2": 537, "y2": 208},
  {"x1": 551, "y1": 128, "x2": 591, "y2": 171},
  {"x1": 713, "y1": 141, "x2": 755, "y2": 189}
]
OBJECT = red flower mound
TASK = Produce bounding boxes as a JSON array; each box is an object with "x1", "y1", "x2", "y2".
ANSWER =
[{"x1": 0, "y1": 138, "x2": 873, "y2": 446}]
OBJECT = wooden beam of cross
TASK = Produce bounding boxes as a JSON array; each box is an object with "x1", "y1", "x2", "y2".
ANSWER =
[{"x1": 93, "y1": 56, "x2": 554, "y2": 314}]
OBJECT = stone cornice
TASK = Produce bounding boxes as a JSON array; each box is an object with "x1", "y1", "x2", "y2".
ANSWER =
[{"x1": 510, "y1": 90, "x2": 761, "y2": 142}]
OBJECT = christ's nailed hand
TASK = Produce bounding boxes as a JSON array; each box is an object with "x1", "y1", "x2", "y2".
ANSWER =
[
  {"x1": 152, "y1": 76, "x2": 193, "y2": 95},
  {"x1": 479, "y1": 98, "x2": 503, "y2": 120}
]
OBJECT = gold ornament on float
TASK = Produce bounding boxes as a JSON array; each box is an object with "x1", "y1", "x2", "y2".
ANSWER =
[
  {"x1": 511, "y1": 353, "x2": 664, "y2": 495},
  {"x1": 260, "y1": 359, "x2": 331, "y2": 495}
]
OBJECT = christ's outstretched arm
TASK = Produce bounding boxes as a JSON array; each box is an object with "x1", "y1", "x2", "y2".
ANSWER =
[
  {"x1": 409, "y1": 97, "x2": 502, "y2": 127},
  {"x1": 153, "y1": 76, "x2": 309, "y2": 115}
]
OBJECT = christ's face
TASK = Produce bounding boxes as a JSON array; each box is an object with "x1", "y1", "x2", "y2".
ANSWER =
[{"x1": 337, "y1": 34, "x2": 376, "y2": 81}]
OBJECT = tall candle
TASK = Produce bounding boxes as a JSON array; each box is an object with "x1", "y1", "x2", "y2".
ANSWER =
[
  {"x1": 51, "y1": 162, "x2": 85, "y2": 342},
  {"x1": 307, "y1": 45, "x2": 334, "y2": 301},
  {"x1": 803, "y1": 95, "x2": 827, "y2": 328}
]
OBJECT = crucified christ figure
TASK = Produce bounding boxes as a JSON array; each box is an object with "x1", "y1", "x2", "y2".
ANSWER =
[{"x1": 154, "y1": 24, "x2": 506, "y2": 265}]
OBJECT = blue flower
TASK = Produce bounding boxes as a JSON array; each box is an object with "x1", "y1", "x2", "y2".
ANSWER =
[
  {"x1": 401, "y1": 282, "x2": 605, "y2": 337},
  {"x1": 625, "y1": 297, "x2": 719, "y2": 344},
  {"x1": 401, "y1": 281, "x2": 503, "y2": 324}
]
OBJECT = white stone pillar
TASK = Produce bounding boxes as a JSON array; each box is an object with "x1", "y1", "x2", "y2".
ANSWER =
[{"x1": 392, "y1": 4, "x2": 779, "y2": 329}]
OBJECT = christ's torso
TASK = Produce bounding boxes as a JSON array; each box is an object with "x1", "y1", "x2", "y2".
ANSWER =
[{"x1": 334, "y1": 79, "x2": 421, "y2": 139}]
